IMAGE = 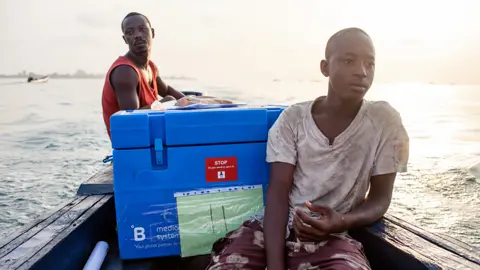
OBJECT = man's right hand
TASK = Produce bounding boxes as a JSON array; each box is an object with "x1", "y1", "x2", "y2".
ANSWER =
[
  {"x1": 293, "y1": 202, "x2": 347, "y2": 242},
  {"x1": 293, "y1": 209, "x2": 329, "y2": 242}
]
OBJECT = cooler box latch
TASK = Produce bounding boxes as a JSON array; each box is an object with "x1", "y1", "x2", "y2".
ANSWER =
[{"x1": 154, "y1": 138, "x2": 164, "y2": 165}]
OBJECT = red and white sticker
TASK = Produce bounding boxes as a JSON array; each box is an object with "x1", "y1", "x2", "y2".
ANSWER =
[{"x1": 205, "y1": 157, "x2": 238, "y2": 182}]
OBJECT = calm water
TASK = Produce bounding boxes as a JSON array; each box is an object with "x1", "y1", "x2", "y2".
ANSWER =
[{"x1": 0, "y1": 78, "x2": 479, "y2": 248}]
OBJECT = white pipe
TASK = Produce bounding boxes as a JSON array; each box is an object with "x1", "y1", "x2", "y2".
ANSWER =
[{"x1": 83, "y1": 241, "x2": 109, "y2": 270}]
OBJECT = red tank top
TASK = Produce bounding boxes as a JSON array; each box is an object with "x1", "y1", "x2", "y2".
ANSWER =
[{"x1": 101, "y1": 56, "x2": 159, "y2": 139}]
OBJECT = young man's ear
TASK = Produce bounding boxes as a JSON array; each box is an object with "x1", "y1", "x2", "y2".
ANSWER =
[
  {"x1": 152, "y1": 28, "x2": 155, "y2": 39},
  {"x1": 122, "y1": 35, "x2": 128, "y2": 44},
  {"x1": 320, "y1": 60, "x2": 329, "y2": 77}
]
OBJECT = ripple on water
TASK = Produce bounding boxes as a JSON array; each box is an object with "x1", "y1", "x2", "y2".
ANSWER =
[
  {"x1": 392, "y1": 168, "x2": 480, "y2": 247},
  {"x1": 0, "y1": 117, "x2": 111, "y2": 237}
]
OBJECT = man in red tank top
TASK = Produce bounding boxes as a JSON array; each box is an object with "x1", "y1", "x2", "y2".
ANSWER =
[{"x1": 101, "y1": 12, "x2": 186, "y2": 138}]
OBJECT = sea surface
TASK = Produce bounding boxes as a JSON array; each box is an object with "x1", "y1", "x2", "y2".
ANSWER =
[{"x1": 0, "y1": 78, "x2": 479, "y2": 248}]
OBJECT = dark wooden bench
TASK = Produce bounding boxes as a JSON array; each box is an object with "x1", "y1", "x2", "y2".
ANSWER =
[{"x1": 1, "y1": 166, "x2": 478, "y2": 270}]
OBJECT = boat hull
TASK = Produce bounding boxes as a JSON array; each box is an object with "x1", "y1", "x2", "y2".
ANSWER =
[
  {"x1": 1, "y1": 166, "x2": 478, "y2": 270},
  {"x1": 27, "y1": 76, "x2": 49, "y2": 83}
]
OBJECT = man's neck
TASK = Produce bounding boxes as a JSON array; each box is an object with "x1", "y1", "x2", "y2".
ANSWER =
[
  {"x1": 316, "y1": 88, "x2": 363, "y2": 118},
  {"x1": 125, "y1": 51, "x2": 150, "y2": 69}
]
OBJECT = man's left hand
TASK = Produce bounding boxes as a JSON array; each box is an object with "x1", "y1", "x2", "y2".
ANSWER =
[
  {"x1": 159, "y1": 95, "x2": 176, "y2": 103},
  {"x1": 293, "y1": 201, "x2": 347, "y2": 242}
]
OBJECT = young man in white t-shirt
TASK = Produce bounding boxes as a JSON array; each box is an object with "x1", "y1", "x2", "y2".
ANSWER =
[{"x1": 206, "y1": 27, "x2": 410, "y2": 270}]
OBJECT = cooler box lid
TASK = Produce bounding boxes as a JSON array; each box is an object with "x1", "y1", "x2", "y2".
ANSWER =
[{"x1": 110, "y1": 105, "x2": 286, "y2": 149}]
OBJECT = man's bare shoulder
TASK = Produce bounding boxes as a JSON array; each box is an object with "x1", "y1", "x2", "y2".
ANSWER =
[
  {"x1": 364, "y1": 100, "x2": 403, "y2": 127},
  {"x1": 110, "y1": 65, "x2": 139, "y2": 89}
]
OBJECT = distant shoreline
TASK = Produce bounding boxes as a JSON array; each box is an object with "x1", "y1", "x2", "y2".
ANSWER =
[
  {"x1": 0, "y1": 75, "x2": 462, "y2": 85},
  {"x1": 0, "y1": 75, "x2": 104, "y2": 79},
  {"x1": 0, "y1": 75, "x2": 197, "y2": 81}
]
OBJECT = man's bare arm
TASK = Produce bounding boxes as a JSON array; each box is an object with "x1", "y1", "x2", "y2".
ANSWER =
[
  {"x1": 342, "y1": 173, "x2": 396, "y2": 230},
  {"x1": 156, "y1": 75, "x2": 185, "y2": 100},
  {"x1": 111, "y1": 65, "x2": 154, "y2": 110},
  {"x1": 264, "y1": 162, "x2": 295, "y2": 270}
]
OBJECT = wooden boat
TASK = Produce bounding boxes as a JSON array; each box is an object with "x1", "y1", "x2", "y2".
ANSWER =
[
  {"x1": 1, "y1": 93, "x2": 479, "y2": 269},
  {"x1": 27, "y1": 76, "x2": 49, "y2": 83},
  {"x1": 0, "y1": 165, "x2": 478, "y2": 270}
]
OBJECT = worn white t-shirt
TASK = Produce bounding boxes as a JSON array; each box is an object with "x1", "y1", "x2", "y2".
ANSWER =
[{"x1": 256, "y1": 98, "x2": 410, "y2": 235}]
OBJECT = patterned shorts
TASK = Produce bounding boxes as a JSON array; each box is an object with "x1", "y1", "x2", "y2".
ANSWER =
[{"x1": 206, "y1": 219, "x2": 371, "y2": 270}]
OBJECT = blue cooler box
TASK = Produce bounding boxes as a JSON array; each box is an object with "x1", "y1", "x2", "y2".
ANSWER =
[{"x1": 110, "y1": 105, "x2": 285, "y2": 260}]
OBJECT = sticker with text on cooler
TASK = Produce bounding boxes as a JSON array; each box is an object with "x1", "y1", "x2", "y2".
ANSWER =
[{"x1": 205, "y1": 157, "x2": 238, "y2": 182}]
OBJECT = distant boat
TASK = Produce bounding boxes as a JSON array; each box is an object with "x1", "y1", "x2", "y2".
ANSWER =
[{"x1": 27, "y1": 75, "x2": 49, "y2": 83}]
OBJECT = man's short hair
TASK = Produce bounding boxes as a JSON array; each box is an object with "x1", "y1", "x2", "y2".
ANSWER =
[
  {"x1": 325, "y1": 27, "x2": 371, "y2": 60},
  {"x1": 121, "y1": 12, "x2": 151, "y2": 32}
]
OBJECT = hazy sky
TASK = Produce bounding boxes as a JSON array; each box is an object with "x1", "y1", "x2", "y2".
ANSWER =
[{"x1": 2, "y1": 0, "x2": 480, "y2": 83}]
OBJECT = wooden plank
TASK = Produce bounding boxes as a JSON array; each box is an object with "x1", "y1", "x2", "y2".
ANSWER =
[
  {"x1": 80, "y1": 165, "x2": 113, "y2": 185},
  {"x1": 18, "y1": 195, "x2": 114, "y2": 270},
  {"x1": 0, "y1": 196, "x2": 86, "y2": 258},
  {"x1": 384, "y1": 214, "x2": 480, "y2": 265},
  {"x1": 77, "y1": 184, "x2": 113, "y2": 196},
  {"x1": 365, "y1": 218, "x2": 480, "y2": 269},
  {"x1": 76, "y1": 165, "x2": 113, "y2": 196},
  {"x1": 0, "y1": 195, "x2": 104, "y2": 269}
]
